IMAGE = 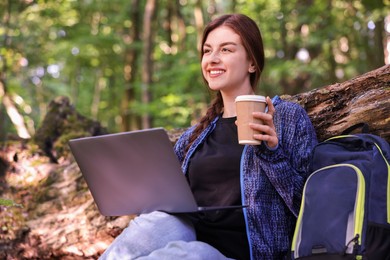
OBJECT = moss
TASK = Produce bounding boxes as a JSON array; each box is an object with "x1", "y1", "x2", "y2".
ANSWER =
[{"x1": 32, "y1": 96, "x2": 107, "y2": 162}]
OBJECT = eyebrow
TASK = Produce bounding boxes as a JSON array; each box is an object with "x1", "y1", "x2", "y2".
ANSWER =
[{"x1": 203, "y1": 42, "x2": 238, "y2": 48}]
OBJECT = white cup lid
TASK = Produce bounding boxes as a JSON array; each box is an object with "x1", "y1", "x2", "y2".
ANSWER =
[{"x1": 235, "y1": 95, "x2": 266, "y2": 102}]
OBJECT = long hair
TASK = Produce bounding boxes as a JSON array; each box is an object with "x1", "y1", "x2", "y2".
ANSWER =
[{"x1": 185, "y1": 14, "x2": 265, "y2": 154}]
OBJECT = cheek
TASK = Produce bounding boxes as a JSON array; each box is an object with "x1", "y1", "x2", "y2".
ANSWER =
[{"x1": 201, "y1": 59, "x2": 207, "y2": 76}]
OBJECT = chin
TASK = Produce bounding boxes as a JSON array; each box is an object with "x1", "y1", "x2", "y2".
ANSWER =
[
  {"x1": 207, "y1": 84, "x2": 224, "y2": 91},
  {"x1": 208, "y1": 87, "x2": 224, "y2": 92}
]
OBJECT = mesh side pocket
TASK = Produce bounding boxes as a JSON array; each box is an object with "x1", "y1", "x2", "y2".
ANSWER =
[{"x1": 365, "y1": 222, "x2": 390, "y2": 260}]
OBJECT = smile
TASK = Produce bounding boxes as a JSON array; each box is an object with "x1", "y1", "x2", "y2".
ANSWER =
[{"x1": 209, "y1": 70, "x2": 225, "y2": 75}]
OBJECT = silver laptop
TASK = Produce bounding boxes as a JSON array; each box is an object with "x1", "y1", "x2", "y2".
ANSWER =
[{"x1": 69, "y1": 128, "x2": 246, "y2": 216}]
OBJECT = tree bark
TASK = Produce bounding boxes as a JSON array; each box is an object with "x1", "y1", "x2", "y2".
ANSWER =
[{"x1": 283, "y1": 64, "x2": 390, "y2": 142}]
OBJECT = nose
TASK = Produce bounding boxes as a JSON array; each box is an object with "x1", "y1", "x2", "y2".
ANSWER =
[{"x1": 209, "y1": 51, "x2": 221, "y2": 63}]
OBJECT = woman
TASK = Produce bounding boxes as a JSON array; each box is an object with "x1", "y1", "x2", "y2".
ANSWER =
[{"x1": 100, "y1": 13, "x2": 317, "y2": 260}]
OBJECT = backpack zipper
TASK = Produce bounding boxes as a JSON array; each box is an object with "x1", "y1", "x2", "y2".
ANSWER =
[{"x1": 374, "y1": 143, "x2": 390, "y2": 224}]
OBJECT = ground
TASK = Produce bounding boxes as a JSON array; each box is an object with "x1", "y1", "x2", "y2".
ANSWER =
[{"x1": 0, "y1": 141, "x2": 133, "y2": 259}]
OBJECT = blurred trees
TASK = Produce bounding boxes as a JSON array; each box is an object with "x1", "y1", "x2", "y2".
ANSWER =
[{"x1": 0, "y1": 0, "x2": 388, "y2": 139}]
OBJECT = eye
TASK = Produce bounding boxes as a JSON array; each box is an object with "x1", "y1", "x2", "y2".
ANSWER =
[
  {"x1": 221, "y1": 47, "x2": 232, "y2": 53},
  {"x1": 203, "y1": 48, "x2": 211, "y2": 54}
]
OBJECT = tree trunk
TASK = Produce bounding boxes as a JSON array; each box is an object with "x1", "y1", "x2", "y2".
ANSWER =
[
  {"x1": 121, "y1": 0, "x2": 141, "y2": 132},
  {"x1": 1, "y1": 80, "x2": 32, "y2": 139},
  {"x1": 175, "y1": 0, "x2": 187, "y2": 52},
  {"x1": 0, "y1": 0, "x2": 31, "y2": 139},
  {"x1": 284, "y1": 64, "x2": 390, "y2": 142},
  {"x1": 2, "y1": 94, "x2": 31, "y2": 139},
  {"x1": 91, "y1": 70, "x2": 104, "y2": 120},
  {"x1": 194, "y1": 0, "x2": 204, "y2": 52},
  {"x1": 141, "y1": 0, "x2": 157, "y2": 129}
]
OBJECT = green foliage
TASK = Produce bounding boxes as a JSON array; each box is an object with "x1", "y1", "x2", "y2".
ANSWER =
[
  {"x1": 0, "y1": 0, "x2": 388, "y2": 136},
  {"x1": 0, "y1": 198, "x2": 23, "y2": 208}
]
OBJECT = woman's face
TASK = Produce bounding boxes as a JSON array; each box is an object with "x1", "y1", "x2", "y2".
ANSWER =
[{"x1": 201, "y1": 26, "x2": 254, "y2": 95}]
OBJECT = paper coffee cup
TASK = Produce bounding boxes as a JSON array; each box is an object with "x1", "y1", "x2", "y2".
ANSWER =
[{"x1": 235, "y1": 95, "x2": 267, "y2": 145}]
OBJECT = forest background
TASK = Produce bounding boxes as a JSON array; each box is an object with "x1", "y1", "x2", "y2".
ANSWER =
[{"x1": 1, "y1": 0, "x2": 389, "y2": 140}]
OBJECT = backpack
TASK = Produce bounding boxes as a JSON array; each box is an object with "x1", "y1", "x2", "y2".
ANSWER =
[{"x1": 291, "y1": 127, "x2": 390, "y2": 259}]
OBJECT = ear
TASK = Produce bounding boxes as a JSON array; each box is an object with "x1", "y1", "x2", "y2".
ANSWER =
[{"x1": 248, "y1": 64, "x2": 256, "y2": 73}]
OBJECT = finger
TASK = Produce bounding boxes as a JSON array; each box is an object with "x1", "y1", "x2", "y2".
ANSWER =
[
  {"x1": 253, "y1": 133, "x2": 278, "y2": 148},
  {"x1": 250, "y1": 123, "x2": 275, "y2": 136},
  {"x1": 250, "y1": 123, "x2": 278, "y2": 148},
  {"x1": 266, "y1": 96, "x2": 275, "y2": 116},
  {"x1": 252, "y1": 111, "x2": 273, "y2": 121}
]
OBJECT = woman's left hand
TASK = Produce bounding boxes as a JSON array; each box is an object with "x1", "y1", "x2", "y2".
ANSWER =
[{"x1": 250, "y1": 96, "x2": 278, "y2": 149}]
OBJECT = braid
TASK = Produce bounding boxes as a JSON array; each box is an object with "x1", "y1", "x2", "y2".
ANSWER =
[{"x1": 185, "y1": 92, "x2": 223, "y2": 154}]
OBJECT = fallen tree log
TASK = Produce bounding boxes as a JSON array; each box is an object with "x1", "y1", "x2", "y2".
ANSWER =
[{"x1": 283, "y1": 64, "x2": 389, "y2": 142}]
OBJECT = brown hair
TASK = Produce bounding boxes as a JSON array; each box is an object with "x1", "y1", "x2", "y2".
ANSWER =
[{"x1": 185, "y1": 14, "x2": 265, "y2": 154}]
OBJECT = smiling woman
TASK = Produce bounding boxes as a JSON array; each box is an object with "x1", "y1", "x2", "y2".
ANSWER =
[{"x1": 100, "y1": 13, "x2": 318, "y2": 260}]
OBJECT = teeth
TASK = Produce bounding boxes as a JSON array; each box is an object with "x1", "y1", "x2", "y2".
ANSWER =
[{"x1": 210, "y1": 70, "x2": 224, "y2": 75}]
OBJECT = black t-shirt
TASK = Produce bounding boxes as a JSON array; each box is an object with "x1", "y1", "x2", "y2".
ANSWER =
[{"x1": 187, "y1": 117, "x2": 250, "y2": 260}]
